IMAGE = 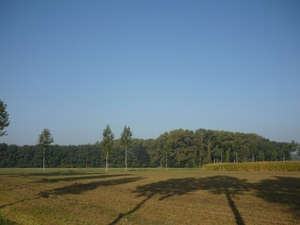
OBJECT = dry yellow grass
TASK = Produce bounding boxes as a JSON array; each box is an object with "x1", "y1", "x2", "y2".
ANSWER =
[{"x1": 0, "y1": 170, "x2": 299, "y2": 224}]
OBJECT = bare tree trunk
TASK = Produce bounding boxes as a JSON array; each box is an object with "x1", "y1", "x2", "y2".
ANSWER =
[
  {"x1": 106, "y1": 150, "x2": 108, "y2": 172},
  {"x1": 166, "y1": 152, "x2": 167, "y2": 171},
  {"x1": 125, "y1": 146, "x2": 127, "y2": 172},
  {"x1": 221, "y1": 151, "x2": 223, "y2": 163},
  {"x1": 43, "y1": 148, "x2": 45, "y2": 173}
]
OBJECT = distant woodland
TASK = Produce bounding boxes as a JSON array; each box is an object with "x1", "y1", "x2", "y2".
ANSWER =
[{"x1": 0, "y1": 128, "x2": 298, "y2": 168}]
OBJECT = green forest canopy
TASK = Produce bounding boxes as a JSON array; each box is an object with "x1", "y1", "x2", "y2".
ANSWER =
[{"x1": 0, "y1": 128, "x2": 299, "y2": 168}]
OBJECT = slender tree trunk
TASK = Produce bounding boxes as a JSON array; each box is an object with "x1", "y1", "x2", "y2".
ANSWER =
[
  {"x1": 106, "y1": 150, "x2": 108, "y2": 172},
  {"x1": 221, "y1": 151, "x2": 223, "y2": 163},
  {"x1": 166, "y1": 152, "x2": 167, "y2": 171},
  {"x1": 199, "y1": 148, "x2": 202, "y2": 167},
  {"x1": 199, "y1": 145, "x2": 203, "y2": 167},
  {"x1": 207, "y1": 145, "x2": 211, "y2": 163},
  {"x1": 43, "y1": 148, "x2": 45, "y2": 173},
  {"x1": 125, "y1": 146, "x2": 127, "y2": 172}
]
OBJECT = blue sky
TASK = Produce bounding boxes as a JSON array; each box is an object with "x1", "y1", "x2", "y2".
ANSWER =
[{"x1": 1, "y1": 0, "x2": 299, "y2": 145}]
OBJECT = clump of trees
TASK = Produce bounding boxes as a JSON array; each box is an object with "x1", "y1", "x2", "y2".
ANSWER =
[
  {"x1": 0, "y1": 128, "x2": 298, "y2": 169},
  {"x1": 148, "y1": 129, "x2": 297, "y2": 168}
]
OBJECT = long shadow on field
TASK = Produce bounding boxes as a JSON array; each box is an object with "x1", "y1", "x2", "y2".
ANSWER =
[
  {"x1": 195, "y1": 176, "x2": 248, "y2": 225},
  {"x1": 253, "y1": 176, "x2": 300, "y2": 218},
  {"x1": 23, "y1": 172, "x2": 100, "y2": 177},
  {"x1": 109, "y1": 176, "x2": 248, "y2": 225},
  {"x1": 0, "y1": 196, "x2": 40, "y2": 209},
  {"x1": 109, "y1": 175, "x2": 300, "y2": 225},
  {"x1": 39, "y1": 176, "x2": 143, "y2": 197},
  {"x1": 35, "y1": 174, "x2": 131, "y2": 183}
]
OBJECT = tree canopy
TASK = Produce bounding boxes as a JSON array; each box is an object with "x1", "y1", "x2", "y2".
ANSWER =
[
  {"x1": 120, "y1": 125, "x2": 133, "y2": 172},
  {"x1": 0, "y1": 100, "x2": 10, "y2": 137},
  {"x1": 0, "y1": 128, "x2": 298, "y2": 169},
  {"x1": 101, "y1": 124, "x2": 115, "y2": 172},
  {"x1": 37, "y1": 128, "x2": 54, "y2": 172}
]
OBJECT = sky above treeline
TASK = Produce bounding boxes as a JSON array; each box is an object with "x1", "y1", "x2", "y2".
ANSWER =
[{"x1": 1, "y1": 0, "x2": 300, "y2": 145}]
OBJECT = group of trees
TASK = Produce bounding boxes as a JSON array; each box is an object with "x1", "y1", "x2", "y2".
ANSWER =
[
  {"x1": 1, "y1": 99, "x2": 299, "y2": 169},
  {"x1": 0, "y1": 138, "x2": 149, "y2": 169},
  {"x1": 0, "y1": 128, "x2": 299, "y2": 169},
  {"x1": 34, "y1": 125, "x2": 133, "y2": 172},
  {"x1": 147, "y1": 129, "x2": 299, "y2": 168},
  {"x1": 101, "y1": 124, "x2": 133, "y2": 172}
]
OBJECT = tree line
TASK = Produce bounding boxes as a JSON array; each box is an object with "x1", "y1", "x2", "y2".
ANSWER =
[
  {"x1": 0, "y1": 128, "x2": 299, "y2": 169},
  {"x1": 0, "y1": 99, "x2": 299, "y2": 168}
]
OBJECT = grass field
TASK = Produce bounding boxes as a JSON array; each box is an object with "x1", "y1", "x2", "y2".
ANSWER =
[{"x1": 0, "y1": 168, "x2": 299, "y2": 225}]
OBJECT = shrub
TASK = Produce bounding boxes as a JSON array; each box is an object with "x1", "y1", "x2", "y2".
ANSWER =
[{"x1": 202, "y1": 161, "x2": 300, "y2": 171}]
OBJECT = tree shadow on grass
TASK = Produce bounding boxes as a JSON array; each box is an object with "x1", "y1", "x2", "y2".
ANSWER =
[
  {"x1": 195, "y1": 176, "x2": 249, "y2": 225},
  {"x1": 22, "y1": 172, "x2": 100, "y2": 177},
  {"x1": 109, "y1": 175, "x2": 300, "y2": 225},
  {"x1": 253, "y1": 176, "x2": 300, "y2": 218},
  {"x1": 39, "y1": 176, "x2": 144, "y2": 197},
  {"x1": 0, "y1": 196, "x2": 41, "y2": 210},
  {"x1": 108, "y1": 177, "x2": 202, "y2": 225},
  {"x1": 1, "y1": 176, "x2": 143, "y2": 217},
  {"x1": 35, "y1": 174, "x2": 131, "y2": 183},
  {"x1": 109, "y1": 176, "x2": 249, "y2": 225}
]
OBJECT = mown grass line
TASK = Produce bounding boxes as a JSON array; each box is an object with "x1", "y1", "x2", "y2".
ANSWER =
[{"x1": 0, "y1": 167, "x2": 202, "y2": 175}]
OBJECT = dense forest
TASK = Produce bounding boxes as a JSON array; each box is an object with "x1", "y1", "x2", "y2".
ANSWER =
[{"x1": 0, "y1": 128, "x2": 299, "y2": 168}]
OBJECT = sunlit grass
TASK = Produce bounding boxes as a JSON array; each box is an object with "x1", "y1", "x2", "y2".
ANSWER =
[{"x1": 0, "y1": 169, "x2": 299, "y2": 224}]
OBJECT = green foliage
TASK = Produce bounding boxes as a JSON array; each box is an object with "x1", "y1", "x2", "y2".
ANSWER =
[
  {"x1": 0, "y1": 128, "x2": 297, "y2": 169},
  {"x1": 257, "y1": 151, "x2": 265, "y2": 161},
  {"x1": 225, "y1": 148, "x2": 231, "y2": 162},
  {"x1": 101, "y1": 124, "x2": 114, "y2": 172},
  {"x1": 101, "y1": 125, "x2": 114, "y2": 152},
  {"x1": 120, "y1": 125, "x2": 133, "y2": 171},
  {"x1": 37, "y1": 129, "x2": 54, "y2": 149},
  {"x1": 120, "y1": 125, "x2": 133, "y2": 147},
  {"x1": 0, "y1": 100, "x2": 10, "y2": 137},
  {"x1": 37, "y1": 129, "x2": 54, "y2": 172}
]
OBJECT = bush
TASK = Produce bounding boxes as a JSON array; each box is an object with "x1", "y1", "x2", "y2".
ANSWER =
[{"x1": 202, "y1": 161, "x2": 300, "y2": 171}]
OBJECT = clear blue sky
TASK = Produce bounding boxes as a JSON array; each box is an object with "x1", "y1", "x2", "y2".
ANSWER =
[{"x1": 1, "y1": 0, "x2": 299, "y2": 145}]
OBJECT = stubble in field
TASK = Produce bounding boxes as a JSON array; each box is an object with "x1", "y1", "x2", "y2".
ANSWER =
[{"x1": 0, "y1": 170, "x2": 299, "y2": 224}]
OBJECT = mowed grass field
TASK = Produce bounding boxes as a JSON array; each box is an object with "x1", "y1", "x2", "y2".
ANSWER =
[{"x1": 0, "y1": 168, "x2": 299, "y2": 225}]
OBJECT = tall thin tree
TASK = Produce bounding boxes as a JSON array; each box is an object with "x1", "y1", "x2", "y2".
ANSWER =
[
  {"x1": 37, "y1": 128, "x2": 54, "y2": 172},
  {"x1": 101, "y1": 124, "x2": 114, "y2": 172},
  {"x1": 163, "y1": 140, "x2": 171, "y2": 170},
  {"x1": 120, "y1": 125, "x2": 133, "y2": 172},
  {"x1": 0, "y1": 100, "x2": 10, "y2": 137}
]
